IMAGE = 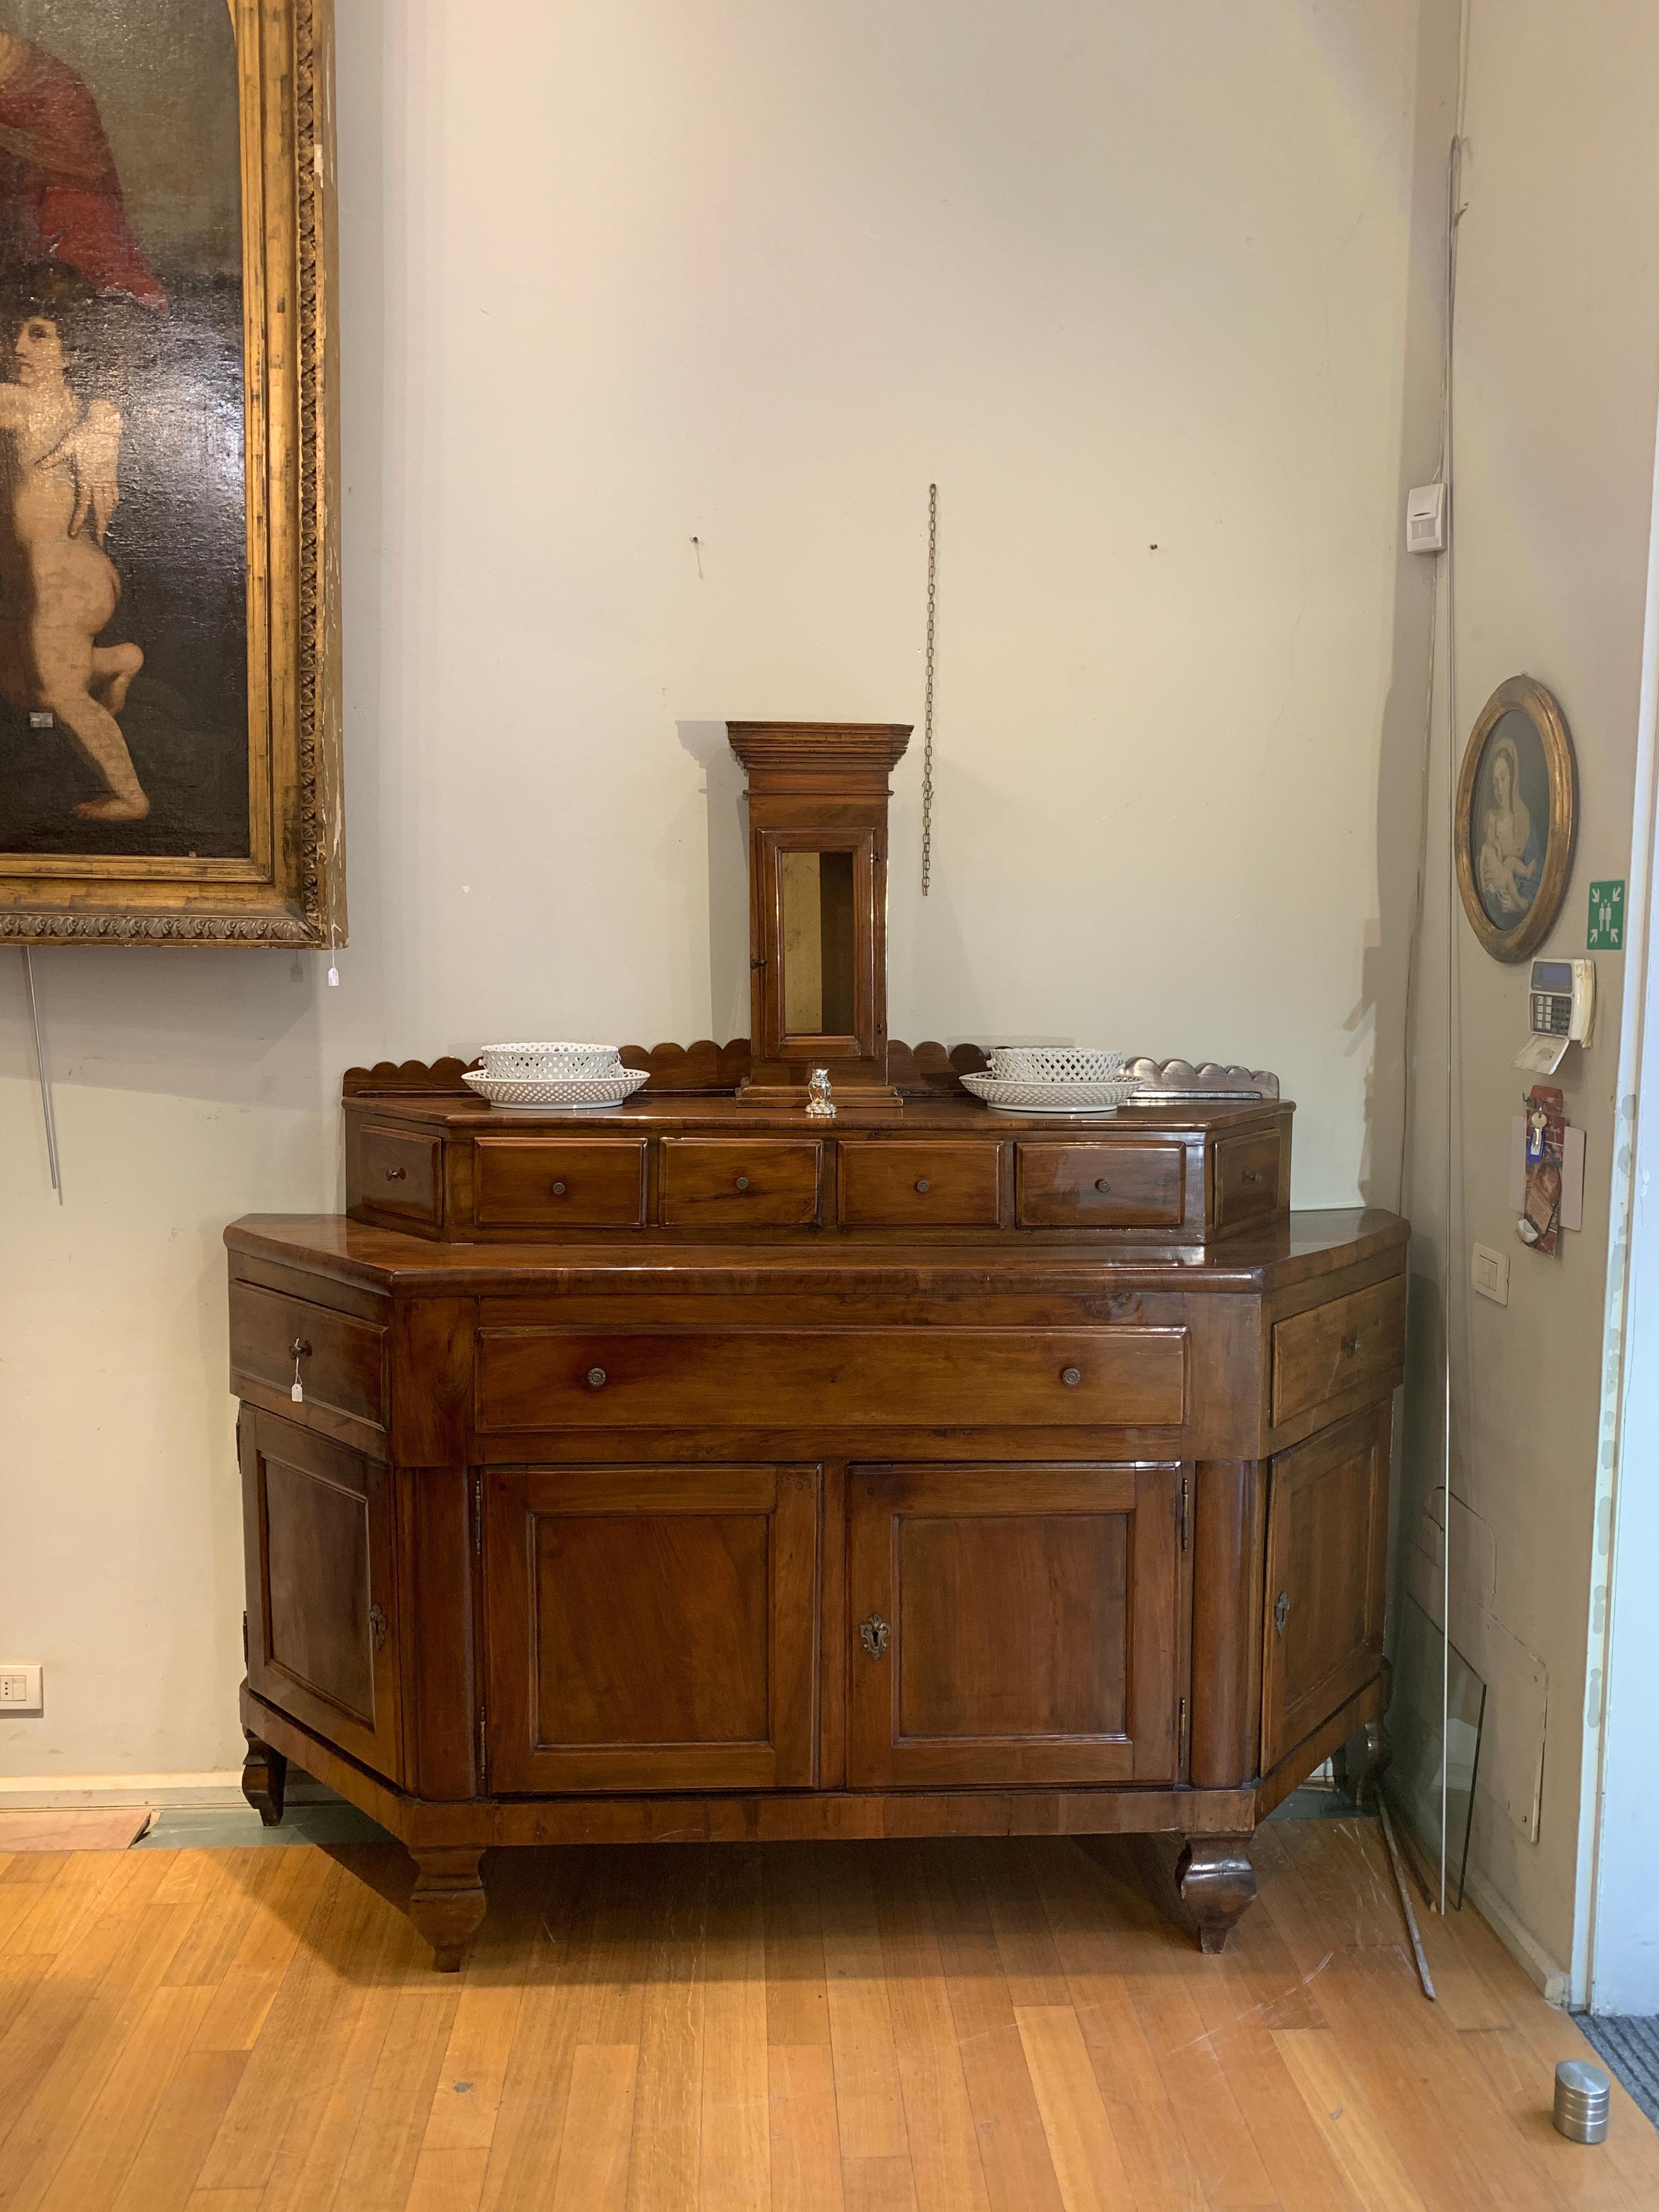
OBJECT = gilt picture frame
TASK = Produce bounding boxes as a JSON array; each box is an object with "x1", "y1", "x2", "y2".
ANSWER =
[
  {"x1": 1454, "y1": 674, "x2": 1576, "y2": 964},
  {"x1": 0, "y1": 0, "x2": 341, "y2": 946}
]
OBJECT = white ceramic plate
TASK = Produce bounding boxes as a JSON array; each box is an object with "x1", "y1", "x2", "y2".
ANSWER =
[
  {"x1": 960, "y1": 1073, "x2": 1138, "y2": 1115},
  {"x1": 462, "y1": 1069, "x2": 648, "y2": 1110}
]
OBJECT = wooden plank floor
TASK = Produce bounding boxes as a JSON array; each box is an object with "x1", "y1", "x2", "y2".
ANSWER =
[{"x1": 0, "y1": 1818, "x2": 1654, "y2": 2211}]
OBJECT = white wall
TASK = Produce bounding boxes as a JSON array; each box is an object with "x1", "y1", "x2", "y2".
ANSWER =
[
  {"x1": 1, "y1": 0, "x2": 1452, "y2": 1782},
  {"x1": 1397, "y1": 0, "x2": 1659, "y2": 1990}
]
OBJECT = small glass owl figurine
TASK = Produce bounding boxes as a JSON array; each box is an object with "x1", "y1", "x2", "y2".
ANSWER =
[{"x1": 806, "y1": 1067, "x2": 836, "y2": 1120}]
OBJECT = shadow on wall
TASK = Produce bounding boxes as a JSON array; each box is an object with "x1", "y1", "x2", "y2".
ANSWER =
[{"x1": 678, "y1": 721, "x2": 750, "y2": 1042}]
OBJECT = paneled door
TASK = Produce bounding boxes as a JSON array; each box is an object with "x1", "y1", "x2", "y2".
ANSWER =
[
  {"x1": 846, "y1": 1462, "x2": 1187, "y2": 1788},
  {"x1": 486, "y1": 1463, "x2": 820, "y2": 1792},
  {"x1": 1261, "y1": 1404, "x2": 1390, "y2": 1771},
  {"x1": 240, "y1": 1408, "x2": 403, "y2": 1782}
]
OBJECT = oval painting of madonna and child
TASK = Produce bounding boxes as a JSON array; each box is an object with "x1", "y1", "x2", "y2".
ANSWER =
[
  {"x1": 1454, "y1": 676, "x2": 1578, "y2": 963},
  {"x1": 0, "y1": 0, "x2": 246, "y2": 855}
]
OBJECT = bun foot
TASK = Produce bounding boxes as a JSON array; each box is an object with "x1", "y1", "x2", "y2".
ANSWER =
[
  {"x1": 241, "y1": 1733, "x2": 287, "y2": 1827},
  {"x1": 410, "y1": 1847, "x2": 487, "y2": 1972},
  {"x1": 1178, "y1": 1835, "x2": 1257, "y2": 1954}
]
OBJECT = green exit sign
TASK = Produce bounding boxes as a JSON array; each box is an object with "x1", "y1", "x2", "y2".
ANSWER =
[{"x1": 1588, "y1": 880, "x2": 1625, "y2": 951}]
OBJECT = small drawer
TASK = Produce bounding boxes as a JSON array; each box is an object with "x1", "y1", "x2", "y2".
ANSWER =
[
  {"x1": 478, "y1": 1325, "x2": 1187, "y2": 1432},
  {"x1": 229, "y1": 1281, "x2": 389, "y2": 1430},
  {"x1": 1016, "y1": 1143, "x2": 1184, "y2": 1228},
  {"x1": 475, "y1": 1137, "x2": 647, "y2": 1229},
  {"x1": 659, "y1": 1139, "x2": 822, "y2": 1227},
  {"x1": 1214, "y1": 1132, "x2": 1282, "y2": 1229},
  {"x1": 839, "y1": 1142, "x2": 1000, "y2": 1228},
  {"x1": 1272, "y1": 1276, "x2": 1408, "y2": 1426},
  {"x1": 360, "y1": 1125, "x2": 442, "y2": 1229}
]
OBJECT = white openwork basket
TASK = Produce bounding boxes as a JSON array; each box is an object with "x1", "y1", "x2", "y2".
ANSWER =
[
  {"x1": 985, "y1": 1048, "x2": 1126, "y2": 1083},
  {"x1": 479, "y1": 1041, "x2": 622, "y2": 1080},
  {"x1": 462, "y1": 1069, "x2": 648, "y2": 1110}
]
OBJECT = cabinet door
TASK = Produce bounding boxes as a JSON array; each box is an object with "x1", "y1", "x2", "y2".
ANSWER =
[
  {"x1": 847, "y1": 1463, "x2": 1185, "y2": 1788},
  {"x1": 486, "y1": 1463, "x2": 820, "y2": 1792},
  {"x1": 241, "y1": 1408, "x2": 403, "y2": 1782},
  {"x1": 1261, "y1": 1403, "x2": 1390, "y2": 1770}
]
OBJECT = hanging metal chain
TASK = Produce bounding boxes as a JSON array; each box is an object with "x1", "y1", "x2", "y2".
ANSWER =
[{"x1": 921, "y1": 482, "x2": 938, "y2": 896}]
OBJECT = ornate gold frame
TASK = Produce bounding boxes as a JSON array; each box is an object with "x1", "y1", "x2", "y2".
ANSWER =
[
  {"x1": 1454, "y1": 674, "x2": 1577, "y2": 964},
  {"x1": 0, "y1": 0, "x2": 342, "y2": 947}
]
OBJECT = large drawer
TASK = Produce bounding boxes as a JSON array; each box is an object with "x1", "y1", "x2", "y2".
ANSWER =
[
  {"x1": 478, "y1": 1326, "x2": 1187, "y2": 1432},
  {"x1": 1015, "y1": 1142, "x2": 1184, "y2": 1227},
  {"x1": 659, "y1": 1139, "x2": 823, "y2": 1227},
  {"x1": 1272, "y1": 1276, "x2": 1407, "y2": 1426},
  {"x1": 229, "y1": 1281, "x2": 388, "y2": 1430},
  {"x1": 475, "y1": 1137, "x2": 647, "y2": 1228},
  {"x1": 838, "y1": 1142, "x2": 1000, "y2": 1228}
]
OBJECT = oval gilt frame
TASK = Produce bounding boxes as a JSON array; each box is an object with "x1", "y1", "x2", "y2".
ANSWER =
[{"x1": 1454, "y1": 675, "x2": 1577, "y2": 963}]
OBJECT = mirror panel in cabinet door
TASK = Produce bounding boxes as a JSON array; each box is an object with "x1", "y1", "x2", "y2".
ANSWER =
[
  {"x1": 845, "y1": 1462, "x2": 1186, "y2": 1788},
  {"x1": 1260, "y1": 1402, "x2": 1390, "y2": 1771},
  {"x1": 780, "y1": 848, "x2": 858, "y2": 1037},
  {"x1": 239, "y1": 1409, "x2": 402, "y2": 1783},
  {"x1": 484, "y1": 1463, "x2": 820, "y2": 1792}
]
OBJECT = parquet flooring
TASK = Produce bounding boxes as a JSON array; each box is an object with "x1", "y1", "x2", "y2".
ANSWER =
[{"x1": 0, "y1": 1818, "x2": 1653, "y2": 2210}]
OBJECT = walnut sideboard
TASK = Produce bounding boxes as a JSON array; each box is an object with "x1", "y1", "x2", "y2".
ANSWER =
[{"x1": 227, "y1": 1053, "x2": 1408, "y2": 1969}]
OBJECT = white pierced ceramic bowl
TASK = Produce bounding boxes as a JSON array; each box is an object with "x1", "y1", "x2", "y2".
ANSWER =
[
  {"x1": 479, "y1": 1041, "x2": 622, "y2": 1080},
  {"x1": 462, "y1": 1069, "x2": 648, "y2": 1111},
  {"x1": 986, "y1": 1048, "x2": 1126, "y2": 1083},
  {"x1": 961, "y1": 1073, "x2": 1138, "y2": 1115}
]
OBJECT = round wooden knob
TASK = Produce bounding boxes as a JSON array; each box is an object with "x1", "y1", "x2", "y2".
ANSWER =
[
  {"x1": 1094, "y1": 1178, "x2": 1112, "y2": 1194},
  {"x1": 385, "y1": 1165, "x2": 407, "y2": 1181},
  {"x1": 551, "y1": 1181, "x2": 567, "y2": 1196},
  {"x1": 586, "y1": 1367, "x2": 607, "y2": 1389},
  {"x1": 1342, "y1": 1332, "x2": 1363, "y2": 1357},
  {"x1": 915, "y1": 1178, "x2": 932, "y2": 1194},
  {"x1": 1060, "y1": 1366, "x2": 1082, "y2": 1388},
  {"x1": 735, "y1": 1175, "x2": 751, "y2": 1191}
]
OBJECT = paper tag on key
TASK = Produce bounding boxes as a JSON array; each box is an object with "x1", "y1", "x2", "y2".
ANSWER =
[{"x1": 291, "y1": 1379, "x2": 304, "y2": 1403}]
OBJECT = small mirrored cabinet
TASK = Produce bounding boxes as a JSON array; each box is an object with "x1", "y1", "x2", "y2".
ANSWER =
[{"x1": 727, "y1": 720, "x2": 911, "y2": 1101}]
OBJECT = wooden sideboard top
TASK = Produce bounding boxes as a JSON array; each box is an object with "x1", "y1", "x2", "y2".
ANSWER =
[
  {"x1": 225, "y1": 1205, "x2": 1407, "y2": 1296},
  {"x1": 340, "y1": 1092, "x2": 1289, "y2": 1136}
]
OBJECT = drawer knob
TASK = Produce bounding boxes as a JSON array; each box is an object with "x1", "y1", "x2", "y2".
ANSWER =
[
  {"x1": 384, "y1": 1165, "x2": 407, "y2": 1182},
  {"x1": 1343, "y1": 1332, "x2": 1363, "y2": 1357},
  {"x1": 735, "y1": 1175, "x2": 751, "y2": 1192},
  {"x1": 586, "y1": 1367, "x2": 608, "y2": 1389},
  {"x1": 859, "y1": 1614, "x2": 890, "y2": 1658},
  {"x1": 915, "y1": 1178, "x2": 932, "y2": 1194},
  {"x1": 1274, "y1": 1590, "x2": 1291, "y2": 1637},
  {"x1": 551, "y1": 1181, "x2": 567, "y2": 1196},
  {"x1": 1094, "y1": 1178, "x2": 1112, "y2": 1194},
  {"x1": 1060, "y1": 1365, "x2": 1082, "y2": 1388},
  {"x1": 1242, "y1": 1168, "x2": 1266, "y2": 1187}
]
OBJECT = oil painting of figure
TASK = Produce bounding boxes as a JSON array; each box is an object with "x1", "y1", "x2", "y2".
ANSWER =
[
  {"x1": 1473, "y1": 709, "x2": 1551, "y2": 934},
  {"x1": 0, "y1": 0, "x2": 246, "y2": 856}
]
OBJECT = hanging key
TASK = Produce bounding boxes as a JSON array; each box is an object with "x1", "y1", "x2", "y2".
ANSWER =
[{"x1": 290, "y1": 1336, "x2": 310, "y2": 1403}]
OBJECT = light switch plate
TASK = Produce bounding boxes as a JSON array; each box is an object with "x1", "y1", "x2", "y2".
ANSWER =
[
  {"x1": 0, "y1": 1666, "x2": 42, "y2": 1715},
  {"x1": 1472, "y1": 1243, "x2": 1510, "y2": 1306}
]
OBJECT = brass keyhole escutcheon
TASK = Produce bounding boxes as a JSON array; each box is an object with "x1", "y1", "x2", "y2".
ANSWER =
[
  {"x1": 385, "y1": 1165, "x2": 407, "y2": 1181},
  {"x1": 586, "y1": 1367, "x2": 608, "y2": 1389},
  {"x1": 552, "y1": 1181, "x2": 567, "y2": 1196},
  {"x1": 1274, "y1": 1590, "x2": 1290, "y2": 1637},
  {"x1": 1094, "y1": 1178, "x2": 1112, "y2": 1194},
  {"x1": 1060, "y1": 1366, "x2": 1082, "y2": 1388},
  {"x1": 735, "y1": 1175, "x2": 751, "y2": 1192},
  {"x1": 368, "y1": 1602, "x2": 387, "y2": 1650},
  {"x1": 860, "y1": 1614, "x2": 890, "y2": 1658},
  {"x1": 915, "y1": 1178, "x2": 931, "y2": 1194}
]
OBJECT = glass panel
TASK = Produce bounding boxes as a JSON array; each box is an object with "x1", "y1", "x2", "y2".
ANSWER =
[
  {"x1": 1387, "y1": 1590, "x2": 1486, "y2": 1908},
  {"x1": 780, "y1": 849, "x2": 856, "y2": 1036}
]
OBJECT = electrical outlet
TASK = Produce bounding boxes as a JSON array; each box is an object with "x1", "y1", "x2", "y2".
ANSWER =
[
  {"x1": 0, "y1": 1666, "x2": 42, "y2": 1715},
  {"x1": 1472, "y1": 1243, "x2": 1511, "y2": 1307}
]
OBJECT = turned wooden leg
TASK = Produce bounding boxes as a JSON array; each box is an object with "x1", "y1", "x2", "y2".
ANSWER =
[
  {"x1": 1177, "y1": 1834, "x2": 1257, "y2": 1954},
  {"x1": 409, "y1": 1848, "x2": 488, "y2": 1973},
  {"x1": 1331, "y1": 1717, "x2": 1392, "y2": 1808},
  {"x1": 241, "y1": 1733, "x2": 287, "y2": 1827}
]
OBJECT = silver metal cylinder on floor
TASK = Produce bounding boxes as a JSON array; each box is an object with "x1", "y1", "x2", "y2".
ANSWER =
[{"x1": 1553, "y1": 2060, "x2": 1611, "y2": 2144}]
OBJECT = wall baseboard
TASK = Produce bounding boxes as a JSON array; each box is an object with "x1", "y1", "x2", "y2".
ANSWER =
[
  {"x1": 1465, "y1": 1864, "x2": 1571, "y2": 2007},
  {"x1": 0, "y1": 1770, "x2": 339, "y2": 1810}
]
